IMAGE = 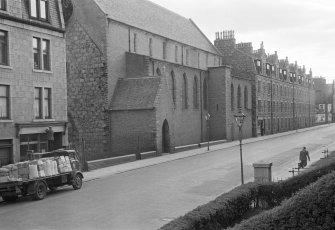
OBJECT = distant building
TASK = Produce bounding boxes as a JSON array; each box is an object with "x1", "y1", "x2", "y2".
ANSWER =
[
  {"x1": 214, "y1": 31, "x2": 316, "y2": 137},
  {"x1": 313, "y1": 77, "x2": 335, "y2": 123},
  {"x1": 0, "y1": 0, "x2": 67, "y2": 166}
]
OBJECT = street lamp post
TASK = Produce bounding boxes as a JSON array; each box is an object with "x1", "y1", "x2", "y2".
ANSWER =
[
  {"x1": 205, "y1": 113, "x2": 211, "y2": 151},
  {"x1": 234, "y1": 107, "x2": 246, "y2": 185}
]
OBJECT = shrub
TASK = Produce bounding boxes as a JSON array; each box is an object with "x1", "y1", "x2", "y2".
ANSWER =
[
  {"x1": 159, "y1": 155, "x2": 335, "y2": 230},
  {"x1": 229, "y1": 171, "x2": 335, "y2": 229}
]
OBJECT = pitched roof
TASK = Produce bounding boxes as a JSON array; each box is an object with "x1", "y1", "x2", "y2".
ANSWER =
[
  {"x1": 94, "y1": 0, "x2": 219, "y2": 54},
  {"x1": 110, "y1": 77, "x2": 161, "y2": 110}
]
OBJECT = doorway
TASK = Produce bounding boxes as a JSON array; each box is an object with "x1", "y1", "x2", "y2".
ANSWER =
[{"x1": 162, "y1": 120, "x2": 170, "y2": 153}]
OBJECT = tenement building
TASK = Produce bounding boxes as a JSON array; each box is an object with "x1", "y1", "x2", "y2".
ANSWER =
[
  {"x1": 0, "y1": 0, "x2": 67, "y2": 166},
  {"x1": 313, "y1": 77, "x2": 335, "y2": 123},
  {"x1": 63, "y1": 0, "x2": 253, "y2": 161},
  {"x1": 214, "y1": 31, "x2": 316, "y2": 137}
]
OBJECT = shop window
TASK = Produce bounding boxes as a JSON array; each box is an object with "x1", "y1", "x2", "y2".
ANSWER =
[
  {"x1": 0, "y1": 139, "x2": 12, "y2": 166},
  {"x1": 0, "y1": 30, "x2": 8, "y2": 66},
  {"x1": 0, "y1": 85, "x2": 9, "y2": 119},
  {"x1": 20, "y1": 134, "x2": 47, "y2": 161},
  {"x1": 30, "y1": 0, "x2": 48, "y2": 21}
]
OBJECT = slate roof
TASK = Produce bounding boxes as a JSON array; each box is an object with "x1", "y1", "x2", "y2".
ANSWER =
[
  {"x1": 110, "y1": 77, "x2": 161, "y2": 110},
  {"x1": 94, "y1": 0, "x2": 219, "y2": 54}
]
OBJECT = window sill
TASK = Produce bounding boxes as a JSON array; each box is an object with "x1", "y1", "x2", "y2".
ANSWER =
[
  {"x1": 0, "y1": 120, "x2": 13, "y2": 123},
  {"x1": 32, "y1": 69, "x2": 53, "y2": 74},
  {"x1": 0, "y1": 65, "x2": 12, "y2": 70},
  {"x1": 33, "y1": 119, "x2": 55, "y2": 122}
]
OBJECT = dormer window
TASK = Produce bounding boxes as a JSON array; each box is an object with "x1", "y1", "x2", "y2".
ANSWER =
[
  {"x1": 255, "y1": 60, "x2": 262, "y2": 74},
  {"x1": 266, "y1": 63, "x2": 271, "y2": 75},
  {"x1": 283, "y1": 70, "x2": 287, "y2": 80},
  {"x1": 298, "y1": 75, "x2": 302, "y2": 84},
  {"x1": 279, "y1": 68, "x2": 283, "y2": 79},
  {"x1": 0, "y1": 0, "x2": 6, "y2": 11},
  {"x1": 293, "y1": 73, "x2": 297, "y2": 82},
  {"x1": 30, "y1": 0, "x2": 49, "y2": 21},
  {"x1": 271, "y1": 65, "x2": 275, "y2": 74}
]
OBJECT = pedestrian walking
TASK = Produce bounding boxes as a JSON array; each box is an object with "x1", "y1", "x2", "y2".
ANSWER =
[{"x1": 299, "y1": 146, "x2": 310, "y2": 168}]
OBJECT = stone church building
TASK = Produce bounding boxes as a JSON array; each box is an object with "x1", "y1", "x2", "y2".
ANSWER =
[{"x1": 63, "y1": 0, "x2": 253, "y2": 161}]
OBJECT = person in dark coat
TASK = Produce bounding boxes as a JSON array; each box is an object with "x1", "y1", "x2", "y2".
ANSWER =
[
  {"x1": 299, "y1": 147, "x2": 310, "y2": 168},
  {"x1": 46, "y1": 126, "x2": 54, "y2": 151}
]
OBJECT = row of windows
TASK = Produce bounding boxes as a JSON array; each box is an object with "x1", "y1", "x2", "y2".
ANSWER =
[
  {"x1": 258, "y1": 80, "x2": 312, "y2": 100},
  {"x1": 231, "y1": 84, "x2": 249, "y2": 111},
  {"x1": 255, "y1": 60, "x2": 312, "y2": 86},
  {"x1": 133, "y1": 33, "x2": 215, "y2": 67},
  {"x1": 257, "y1": 100, "x2": 312, "y2": 114},
  {"x1": 0, "y1": 30, "x2": 51, "y2": 70},
  {"x1": 169, "y1": 71, "x2": 206, "y2": 110},
  {"x1": 0, "y1": 85, "x2": 52, "y2": 120},
  {"x1": 0, "y1": 0, "x2": 49, "y2": 21}
]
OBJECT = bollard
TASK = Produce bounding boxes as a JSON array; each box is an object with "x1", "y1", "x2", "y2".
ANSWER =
[{"x1": 253, "y1": 162, "x2": 273, "y2": 183}]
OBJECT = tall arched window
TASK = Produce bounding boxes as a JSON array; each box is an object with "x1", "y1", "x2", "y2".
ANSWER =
[
  {"x1": 244, "y1": 86, "x2": 248, "y2": 109},
  {"x1": 182, "y1": 73, "x2": 188, "y2": 109},
  {"x1": 237, "y1": 85, "x2": 241, "y2": 109},
  {"x1": 203, "y1": 77, "x2": 208, "y2": 110},
  {"x1": 193, "y1": 76, "x2": 199, "y2": 109},
  {"x1": 156, "y1": 68, "x2": 161, "y2": 76},
  {"x1": 231, "y1": 83, "x2": 234, "y2": 111},
  {"x1": 171, "y1": 71, "x2": 176, "y2": 105}
]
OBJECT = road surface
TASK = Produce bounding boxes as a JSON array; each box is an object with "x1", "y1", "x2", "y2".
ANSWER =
[{"x1": 1, "y1": 125, "x2": 335, "y2": 230}]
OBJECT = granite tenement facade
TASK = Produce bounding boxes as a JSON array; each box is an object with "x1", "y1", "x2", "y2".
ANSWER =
[
  {"x1": 214, "y1": 31, "x2": 316, "y2": 136},
  {"x1": 0, "y1": 0, "x2": 67, "y2": 166}
]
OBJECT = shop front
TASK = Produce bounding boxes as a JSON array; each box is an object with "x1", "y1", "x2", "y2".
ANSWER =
[{"x1": 16, "y1": 122, "x2": 68, "y2": 162}]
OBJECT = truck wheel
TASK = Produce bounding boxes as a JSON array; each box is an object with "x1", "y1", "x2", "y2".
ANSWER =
[
  {"x1": 72, "y1": 174, "x2": 82, "y2": 190},
  {"x1": 33, "y1": 181, "x2": 47, "y2": 200},
  {"x1": 2, "y1": 195, "x2": 18, "y2": 202}
]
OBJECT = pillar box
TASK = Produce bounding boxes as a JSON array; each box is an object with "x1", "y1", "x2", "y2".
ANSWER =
[{"x1": 253, "y1": 162, "x2": 272, "y2": 182}]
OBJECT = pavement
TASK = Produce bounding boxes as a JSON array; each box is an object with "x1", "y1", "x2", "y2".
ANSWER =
[{"x1": 83, "y1": 123, "x2": 335, "y2": 182}]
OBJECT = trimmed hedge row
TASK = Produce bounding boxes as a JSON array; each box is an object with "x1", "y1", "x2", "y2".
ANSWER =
[
  {"x1": 229, "y1": 170, "x2": 335, "y2": 229},
  {"x1": 159, "y1": 155, "x2": 335, "y2": 230}
]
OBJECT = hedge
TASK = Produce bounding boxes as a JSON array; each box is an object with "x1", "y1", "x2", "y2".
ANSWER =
[
  {"x1": 159, "y1": 154, "x2": 335, "y2": 230},
  {"x1": 229, "y1": 170, "x2": 335, "y2": 229}
]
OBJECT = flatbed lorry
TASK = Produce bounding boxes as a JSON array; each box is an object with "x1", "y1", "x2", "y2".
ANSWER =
[{"x1": 0, "y1": 149, "x2": 83, "y2": 202}]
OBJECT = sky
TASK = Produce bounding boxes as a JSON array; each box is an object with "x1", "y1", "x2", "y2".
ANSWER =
[{"x1": 150, "y1": 0, "x2": 335, "y2": 83}]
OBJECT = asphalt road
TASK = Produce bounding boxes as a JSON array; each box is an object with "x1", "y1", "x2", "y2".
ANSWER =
[{"x1": 1, "y1": 125, "x2": 335, "y2": 230}]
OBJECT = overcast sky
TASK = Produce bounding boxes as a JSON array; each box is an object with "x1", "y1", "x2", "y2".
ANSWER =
[{"x1": 150, "y1": 0, "x2": 335, "y2": 83}]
